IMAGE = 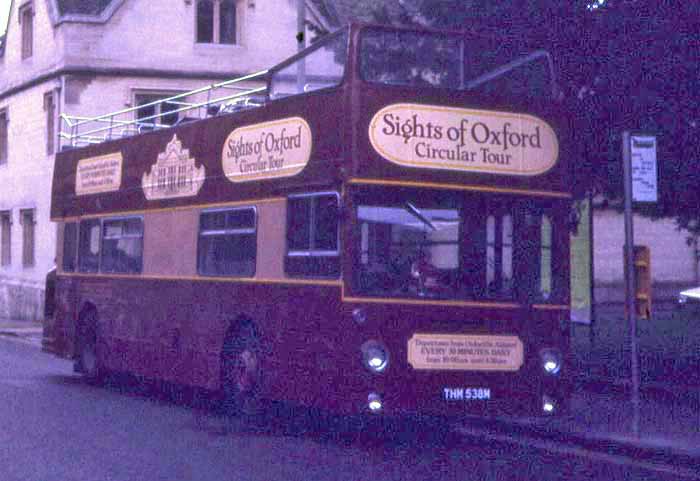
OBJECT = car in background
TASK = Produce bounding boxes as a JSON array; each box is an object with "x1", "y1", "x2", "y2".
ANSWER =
[{"x1": 675, "y1": 286, "x2": 700, "y2": 319}]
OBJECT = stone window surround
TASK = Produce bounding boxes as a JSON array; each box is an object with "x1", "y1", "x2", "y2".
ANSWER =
[
  {"x1": 0, "y1": 209, "x2": 11, "y2": 267},
  {"x1": 19, "y1": 207, "x2": 36, "y2": 268},
  {"x1": 195, "y1": 0, "x2": 241, "y2": 46},
  {"x1": 0, "y1": 108, "x2": 8, "y2": 166},
  {"x1": 18, "y1": 1, "x2": 34, "y2": 60},
  {"x1": 46, "y1": 0, "x2": 127, "y2": 27}
]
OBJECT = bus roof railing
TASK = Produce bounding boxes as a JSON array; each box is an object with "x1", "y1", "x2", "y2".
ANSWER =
[
  {"x1": 59, "y1": 69, "x2": 269, "y2": 149},
  {"x1": 463, "y1": 50, "x2": 561, "y2": 99}
]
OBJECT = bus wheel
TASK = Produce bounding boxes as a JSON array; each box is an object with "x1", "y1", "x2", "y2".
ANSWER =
[{"x1": 221, "y1": 326, "x2": 261, "y2": 419}]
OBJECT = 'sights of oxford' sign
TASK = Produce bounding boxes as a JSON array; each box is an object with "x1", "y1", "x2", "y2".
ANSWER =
[
  {"x1": 222, "y1": 117, "x2": 312, "y2": 183},
  {"x1": 369, "y1": 103, "x2": 559, "y2": 176}
]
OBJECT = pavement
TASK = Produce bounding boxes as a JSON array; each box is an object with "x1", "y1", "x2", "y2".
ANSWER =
[
  {"x1": 0, "y1": 318, "x2": 43, "y2": 347},
  {"x1": 1, "y1": 317, "x2": 699, "y2": 473}
]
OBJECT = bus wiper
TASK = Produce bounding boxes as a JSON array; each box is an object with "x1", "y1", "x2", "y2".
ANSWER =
[{"x1": 404, "y1": 202, "x2": 437, "y2": 231}]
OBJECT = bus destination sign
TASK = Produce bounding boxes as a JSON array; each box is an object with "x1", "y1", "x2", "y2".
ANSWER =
[
  {"x1": 222, "y1": 117, "x2": 312, "y2": 183},
  {"x1": 369, "y1": 103, "x2": 558, "y2": 176},
  {"x1": 75, "y1": 152, "x2": 123, "y2": 196},
  {"x1": 407, "y1": 333, "x2": 524, "y2": 371}
]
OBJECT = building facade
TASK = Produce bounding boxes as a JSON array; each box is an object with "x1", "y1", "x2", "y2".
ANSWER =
[
  {"x1": 593, "y1": 208, "x2": 698, "y2": 308},
  {"x1": 0, "y1": 0, "x2": 300, "y2": 320}
]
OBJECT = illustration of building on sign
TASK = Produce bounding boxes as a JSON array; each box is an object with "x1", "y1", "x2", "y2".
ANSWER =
[{"x1": 142, "y1": 135, "x2": 205, "y2": 200}]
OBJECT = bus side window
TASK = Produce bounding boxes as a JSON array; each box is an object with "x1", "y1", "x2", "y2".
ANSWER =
[
  {"x1": 101, "y1": 217, "x2": 144, "y2": 274},
  {"x1": 198, "y1": 207, "x2": 256, "y2": 277},
  {"x1": 78, "y1": 219, "x2": 101, "y2": 273},
  {"x1": 286, "y1": 193, "x2": 340, "y2": 278},
  {"x1": 62, "y1": 222, "x2": 78, "y2": 272}
]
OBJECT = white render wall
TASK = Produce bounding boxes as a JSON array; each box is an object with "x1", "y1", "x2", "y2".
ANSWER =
[
  {"x1": 593, "y1": 208, "x2": 698, "y2": 302},
  {"x1": 61, "y1": 0, "x2": 300, "y2": 75},
  {"x1": 0, "y1": 0, "x2": 63, "y2": 92},
  {"x1": 0, "y1": 0, "x2": 301, "y2": 319},
  {"x1": 0, "y1": 81, "x2": 60, "y2": 320}
]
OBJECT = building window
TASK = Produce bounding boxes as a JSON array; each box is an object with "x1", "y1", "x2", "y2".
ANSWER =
[
  {"x1": 135, "y1": 93, "x2": 181, "y2": 130},
  {"x1": 44, "y1": 92, "x2": 56, "y2": 155},
  {"x1": 101, "y1": 217, "x2": 144, "y2": 274},
  {"x1": 1, "y1": 211, "x2": 11, "y2": 267},
  {"x1": 198, "y1": 207, "x2": 256, "y2": 277},
  {"x1": 0, "y1": 109, "x2": 8, "y2": 166},
  {"x1": 286, "y1": 193, "x2": 340, "y2": 278},
  {"x1": 19, "y1": 3, "x2": 34, "y2": 59},
  {"x1": 20, "y1": 209, "x2": 35, "y2": 267},
  {"x1": 196, "y1": 0, "x2": 237, "y2": 44},
  {"x1": 62, "y1": 222, "x2": 78, "y2": 272}
]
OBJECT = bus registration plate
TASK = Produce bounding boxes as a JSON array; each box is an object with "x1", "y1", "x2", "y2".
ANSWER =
[{"x1": 443, "y1": 387, "x2": 491, "y2": 401}]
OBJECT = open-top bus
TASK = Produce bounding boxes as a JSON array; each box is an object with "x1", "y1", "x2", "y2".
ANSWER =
[{"x1": 44, "y1": 23, "x2": 572, "y2": 418}]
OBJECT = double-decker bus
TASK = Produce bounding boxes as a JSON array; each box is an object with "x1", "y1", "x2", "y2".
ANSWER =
[{"x1": 44, "y1": 24, "x2": 572, "y2": 418}]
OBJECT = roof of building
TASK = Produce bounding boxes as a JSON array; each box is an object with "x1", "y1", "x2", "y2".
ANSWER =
[
  {"x1": 57, "y1": 0, "x2": 115, "y2": 16},
  {"x1": 307, "y1": 0, "x2": 411, "y2": 34}
]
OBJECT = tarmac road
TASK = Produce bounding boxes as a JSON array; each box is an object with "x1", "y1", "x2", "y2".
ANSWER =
[{"x1": 0, "y1": 336, "x2": 696, "y2": 481}]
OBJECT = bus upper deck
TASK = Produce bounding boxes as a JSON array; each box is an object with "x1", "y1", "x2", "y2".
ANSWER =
[{"x1": 53, "y1": 23, "x2": 569, "y2": 221}]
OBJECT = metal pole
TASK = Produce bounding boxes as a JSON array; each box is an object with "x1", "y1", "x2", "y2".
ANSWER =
[
  {"x1": 622, "y1": 130, "x2": 640, "y2": 437},
  {"x1": 296, "y1": 0, "x2": 306, "y2": 94}
]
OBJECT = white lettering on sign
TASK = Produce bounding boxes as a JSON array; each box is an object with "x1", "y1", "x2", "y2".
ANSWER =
[
  {"x1": 443, "y1": 387, "x2": 492, "y2": 401},
  {"x1": 369, "y1": 104, "x2": 558, "y2": 176}
]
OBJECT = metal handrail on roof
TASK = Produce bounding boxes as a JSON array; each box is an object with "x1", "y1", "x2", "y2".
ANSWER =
[{"x1": 59, "y1": 69, "x2": 269, "y2": 149}]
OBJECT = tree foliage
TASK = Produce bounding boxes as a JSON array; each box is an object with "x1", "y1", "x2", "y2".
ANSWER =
[{"x1": 319, "y1": 0, "x2": 700, "y2": 231}]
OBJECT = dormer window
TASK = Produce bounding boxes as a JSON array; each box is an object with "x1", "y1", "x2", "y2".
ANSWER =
[
  {"x1": 19, "y1": 2, "x2": 34, "y2": 59},
  {"x1": 196, "y1": 0, "x2": 237, "y2": 45}
]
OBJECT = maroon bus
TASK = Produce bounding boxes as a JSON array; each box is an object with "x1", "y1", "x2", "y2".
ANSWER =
[{"x1": 44, "y1": 24, "x2": 572, "y2": 418}]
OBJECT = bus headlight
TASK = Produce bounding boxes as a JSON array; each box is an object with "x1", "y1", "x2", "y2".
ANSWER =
[
  {"x1": 540, "y1": 348, "x2": 562, "y2": 375},
  {"x1": 542, "y1": 395, "x2": 556, "y2": 414},
  {"x1": 368, "y1": 392, "x2": 383, "y2": 412},
  {"x1": 361, "y1": 340, "x2": 389, "y2": 373}
]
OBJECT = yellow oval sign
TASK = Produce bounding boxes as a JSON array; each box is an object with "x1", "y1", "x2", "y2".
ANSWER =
[
  {"x1": 222, "y1": 117, "x2": 312, "y2": 183},
  {"x1": 369, "y1": 103, "x2": 558, "y2": 176}
]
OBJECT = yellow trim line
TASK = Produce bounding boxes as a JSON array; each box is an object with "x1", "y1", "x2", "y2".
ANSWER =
[
  {"x1": 54, "y1": 273, "x2": 567, "y2": 310},
  {"x1": 50, "y1": 197, "x2": 287, "y2": 222},
  {"x1": 348, "y1": 178, "x2": 572, "y2": 199}
]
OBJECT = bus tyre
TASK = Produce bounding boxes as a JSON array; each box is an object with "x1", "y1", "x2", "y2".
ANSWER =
[{"x1": 221, "y1": 326, "x2": 261, "y2": 420}]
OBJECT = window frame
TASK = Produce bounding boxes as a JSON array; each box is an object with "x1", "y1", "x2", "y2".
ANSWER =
[
  {"x1": 19, "y1": 2, "x2": 34, "y2": 60},
  {"x1": 285, "y1": 191, "x2": 341, "y2": 278},
  {"x1": 133, "y1": 91, "x2": 185, "y2": 130},
  {"x1": 100, "y1": 216, "x2": 145, "y2": 275},
  {"x1": 196, "y1": 0, "x2": 238, "y2": 45},
  {"x1": 62, "y1": 222, "x2": 78, "y2": 273},
  {"x1": 0, "y1": 210, "x2": 11, "y2": 267},
  {"x1": 20, "y1": 208, "x2": 35, "y2": 268},
  {"x1": 0, "y1": 108, "x2": 8, "y2": 166},
  {"x1": 78, "y1": 218, "x2": 102, "y2": 273},
  {"x1": 197, "y1": 206, "x2": 257, "y2": 278},
  {"x1": 44, "y1": 91, "x2": 56, "y2": 155}
]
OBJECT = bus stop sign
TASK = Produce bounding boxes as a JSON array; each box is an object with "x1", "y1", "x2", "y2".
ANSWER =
[{"x1": 629, "y1": 134, "x2": 658, "y2": 202}]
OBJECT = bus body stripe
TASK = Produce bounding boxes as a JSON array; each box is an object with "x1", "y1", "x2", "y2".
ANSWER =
[{"x1": 348, "y1": 178, "x2": 572, "y2": 199}]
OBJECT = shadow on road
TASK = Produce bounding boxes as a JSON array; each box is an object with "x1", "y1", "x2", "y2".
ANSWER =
[{"x1": 51, "y1": 370, "x2": 464, "y2": 452}]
